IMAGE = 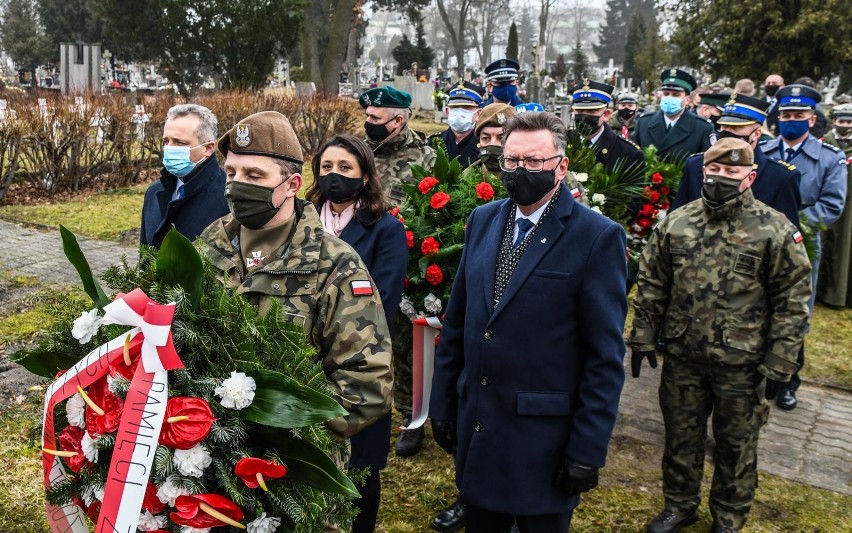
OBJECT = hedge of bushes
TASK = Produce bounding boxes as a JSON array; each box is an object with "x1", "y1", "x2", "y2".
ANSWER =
[{"x1": 0, "y1": 91, "x2": 362, "y2": 201}]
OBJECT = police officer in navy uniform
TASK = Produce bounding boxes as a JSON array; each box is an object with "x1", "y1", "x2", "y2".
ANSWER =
[
  {"x1": 481, "y1": 58, "x2": 525, "y2": 107},
  {"x1": 430, "y1": 84, "x2": 484, "y2": 169},
  {"x1": 760, "y1": 84, "x2": 849, "y2": 410},
  {"x1": 570, "y1": 79, "x2": 645, "y2": 182},
  {"x1": 632, "y1": 68, "x2": 715, "y2": 163},
  {"x1": 672, "y1": 92, "x2": 802, "y2": 228}
]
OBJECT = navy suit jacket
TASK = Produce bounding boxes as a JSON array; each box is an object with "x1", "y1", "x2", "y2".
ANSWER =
[
  {"x1": 339, "y1": 210, "x2": 408, "y2": 470},
  {"x1": 631, "y1": 110, "x2": 714, "y2": 164},
  {"x1": 671, "y1": 148, "x2": 802, "y2": 228},
  {"x1": 429, "y1": 184, "x2": 627, "y2": 515}
]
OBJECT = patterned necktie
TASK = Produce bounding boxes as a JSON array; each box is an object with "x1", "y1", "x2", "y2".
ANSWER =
[
  {"x1": 513, "y1": 218, "x2": 534, "y2": 250},
  {"x1": 176, "y1": 185, "x2": 185, "y2": 199}
]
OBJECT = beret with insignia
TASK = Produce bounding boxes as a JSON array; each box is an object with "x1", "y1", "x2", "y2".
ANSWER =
[
  {"x1": 218, "y1": 111, "x2": 303, "y2": 165},
  {"x1": 475, "y1": 103, "x2": 517, "y2": 136},
  {"x1": 359, "y1": 86, "x2": 412, "y2": 109},
  {"x1": 703, "y1": 137, "x2": 754, "y2": 167}
]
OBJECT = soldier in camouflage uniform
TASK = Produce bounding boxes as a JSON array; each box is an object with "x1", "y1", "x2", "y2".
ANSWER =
[
  {"x1": 360, "y1": 86, "x2": 437, "y2": 206},
  {"x1": 200, "y1": 111, "x2": 393, "y2": 444},
  {"x1": 629, "y1": 138, "x2": 812, "y2": 533}
]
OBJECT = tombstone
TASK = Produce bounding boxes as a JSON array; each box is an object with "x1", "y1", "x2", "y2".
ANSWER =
[
  {"x1": 60, "y1": 42, "x2": 102, "y2": 93},
  {"x1": 131, "y1": 104, "x2": 150, "y2": 142},
  {"x1": 295, "y1": 82, "x2": 317, "y2": 98}
]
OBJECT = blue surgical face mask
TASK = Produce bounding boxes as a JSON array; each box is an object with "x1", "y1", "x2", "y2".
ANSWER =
[
  {"x1": 778, "y1": 119, "x2": 811, "y2": 141},
  {"x1": 491, "y1": 84, "x2": 518, "y2": 103},
  {"x1": 660, "y1": 96, "x2": 683, "y2": 116},
  {"x1": 447, "y1": 108, "x2": 475, "y2": 133},
  {"x1": 163, "y1": 144, "x2": 206, "y2": 178}
]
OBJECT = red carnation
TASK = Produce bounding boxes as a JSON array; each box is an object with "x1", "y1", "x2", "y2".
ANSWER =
[
  {"x1": 651, "y1": 172, "x2": 663, "y2": 184},
  {"x1": 659, "y1": 201, "x2": 671, "y2": 211},
  {"x1": 639, "y1": 203, "x2": 654, "y2": 216},
  {"x1": 404, "y1": 277, "x2": 410, "y2": 288},
  {"x1": 235, "y1": 457, "x2": 288, "y2": 491},
  {"x1": 475, "y1": 182, "x2": 495, "y2": 201},
  {"x1": 159, "y1": 397, "x2": 216, "y2": 450},
  {"x1": 418, "y1": 176, "x2": 439, "y2": 194},
  {"x1": 421, "y1": 236, "x2": 440, "y2": 256},
  {"x1": 171, "y1": 494, "x2": 244, "y2": 529},
  {"x1": 649, "y1": 191, "x2": 661, "y2": 203},
  {"x1": 390, "y1": 206, "x2": 400, "y2": 217},
  {"x1": 430, "y1": 192, "x2": 450, "y2": 209},
  {"x1": 660, "y1": 185, "x2": 670, "y2": 195},
  {"x1": 398, "y1": 216, "x2": 405, "y2": 223},
  {"x1": 406, "y1": 230, "x2": 414, "y2": 249},
  {"x1": 58, "y1": 425, "x2": 88, "y2": 473},
  {"x1": 143, "y1": 481, "x2": 165, "y2": 514},
  {"x1": 426, "y1": 264, "x2": 444, "y2": 286},
  {"x1": 639, "y1": 217, "x2": 653, "y2": 228},
  {"x1": 84, "y1": 378, "x2": 124, "y2": 435}
]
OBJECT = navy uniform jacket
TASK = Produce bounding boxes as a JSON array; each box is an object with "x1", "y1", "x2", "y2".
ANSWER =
[
  {"x1": 672, "y1": 148, "x2": 802, "y2": 228},
  {"x1": 339, "y1": 210, "x2": 408, "y2": 471},
  {"x1": 481, "y1": 93, "x2": 525, "y2": 107},
  {"x1": 589, "y1": 123, "x2": 646, "y2": 181},
  {"x1": 760, "y1": 135, "x2": 848, "y2": 228},
  {"x1": 429, "y1": 184, "x2": 627, "y2": 515},
  {"x1": 631, "y1": 110, "x2": 715, "y2": 164},
  {"x1": 431, "y1": 127, "x2": 480, "y2": 169},
  {"x1": 140, "y1": 155, "x2": 230, "y2": 248}
]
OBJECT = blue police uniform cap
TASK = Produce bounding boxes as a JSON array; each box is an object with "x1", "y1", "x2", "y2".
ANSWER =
[
  {"x1": 515, "y1": 102, "x2": 545, "y2": 113},
  {"x1": 447, "y1": 86, "x2": 483, "y2": 107},
  {"x1": 776, "y1": 84, "x2": 822, "y2": 111},
  {"x1": 572, "y1": 79, "x2": 614, "y2": 110},
  {"x1": 485, "y1": 58, "x2": 520, "y2": 83},
  {"x1": 359, "y1": 86, "x2": 412, "y2": 109},
  {"x1": 660, "y1": 68, "x2": 697, "y2": 93},
  {"x1": 717, "y1": 93, "x2": 771, "y2": 126}
]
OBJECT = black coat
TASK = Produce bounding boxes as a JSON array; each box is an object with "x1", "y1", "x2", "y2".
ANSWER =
[
  {"x1": 140, "y1": 156, "x2": 230, "y2": 248},
  {"x1": 589, "y1": 124, "x2": 646, "y2": 181},
  {"x1": 339, "y1": 210, "x2": 408, "y2": 470},
  {"x1": 432, "y1": 127, "x2": 480, "y2": 169},
  {"x1": 671, "y1": 148, "x2": 802, "y2": 228},
  {"x1": 631, "y1": 110, "x2": 715, "y2": 164}
]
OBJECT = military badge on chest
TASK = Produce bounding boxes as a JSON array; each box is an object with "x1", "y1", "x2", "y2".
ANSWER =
[
  {"x1": 246, "y1": 250, "x2": 266, "y2": 269},
  {"x1": 733, "y1": 252, "x2": 761, "y2": 277}
]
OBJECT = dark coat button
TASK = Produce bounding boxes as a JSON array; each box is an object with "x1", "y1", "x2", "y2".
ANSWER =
[{"x1": 484, "y1": 330, "x2": 493, "y2": 339}]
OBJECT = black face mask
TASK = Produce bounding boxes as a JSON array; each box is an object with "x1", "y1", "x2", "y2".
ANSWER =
[
  {"x1": 764, "y1": 85, "x2": 780, "y2": 97},
  {"x1": 364, "y1": 115, "x2": 399, "y2": 143},
  {"x1": 574, "y1": 114, "x2": 601, "y2": 137},
  {"x1": 225, "y1": 180, "x2": 287, "y2": 230},
  {"x1": 479, "y1": 145, "x2": 503, "y2": 172},
  {"x1": 709, "y1": 115, "x2": 721, "y2": 129},
  {"x1": 318, "y1": 172, "x2": 364, "y2": 204},
  {"x1": 501, "y1": 167, "x2": 557, "y2": 206},
  {"x1": 617, "y1": 108, "x2": 636, "y2": 122},
  {"x1": 702, "y1": 174, "x2": 744, "y2": 205},
  {"x1": 719, "y1": 128, "x2": 757, "y2": 144}
]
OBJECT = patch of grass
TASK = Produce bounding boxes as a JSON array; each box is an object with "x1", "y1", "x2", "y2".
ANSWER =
[
  {"x1": 409, "y1": 117, "x2": 447, "y2": 136},
  {"x1": 0, "y1": 185, "x2": 147, "y2": 241},
  {"x1": 0, "y1": 285, "x2": 89, "y2": 347},
  {"x1": 0, "y1": 307, "x2": 53, "y2": 346},
  {"x1": 805, "y1": 304, "x2": 852, "y2": 389},
  {"x1": 0, "y1": 400, "x2": 49, "y2": 533}
]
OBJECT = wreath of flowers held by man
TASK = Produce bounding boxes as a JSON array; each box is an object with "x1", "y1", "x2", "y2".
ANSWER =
[{"x1": 13, "y1": 227, "x2": 362, "y2": 532}]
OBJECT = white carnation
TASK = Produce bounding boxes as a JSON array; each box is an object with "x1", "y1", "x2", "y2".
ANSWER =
[
  {"x1": 591, "y1": 206, "x2": 603, "y2": 214},
  {"x1": 66, "y1": 393, "x2": 86, "y2": 428},
  {"x1": 180, "y1": 528, "x2": 211, "y2": 533},
  {"x1": 592, "y1": 193, "x2": 606, "y2": 205},
  {"x1": 214, "y1": 371, "x2": 256, "y2": 410},
  {"x1": 156, "y1": 479, "x2": 189, "y2": 506},
  {"x1": 71, "y1": 309, "x2": 102, "y2": 344},
  {"x1": 247, "y1": 513, "x2": 282, "y2": 533},
  {"x1": 138, "y1": 511, "x2": 167, "y2": 531},
  {"x1": 657, "y1": 209, "x2": 668, "y2": 220},
  {"x1": 574, "y1": 172, "x2": 589, "y2": 182},
  {"x1": 424, "y1": 293, "x2": 442, "y2": 315},
  {"x1": 399, "y1": 296, "x2": 418, "y2": 320},
  {"x1": 173, "y1": 444, "x2": 212, "y2": 477},
  {"x1": 81, "y1": 431, "x2": 98, "y2": 463},
  {"x1": 631, "y1": 223, "x2": 643, "y2": 233}
]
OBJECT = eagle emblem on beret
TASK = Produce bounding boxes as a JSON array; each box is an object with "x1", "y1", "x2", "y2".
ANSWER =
[
  {"x1": 235, "y1": 124, "x2": 251, "y2": 147},
  {"x1": 497, "y1": 112, "x2": 506, "y2": 124},
  {"x1": 730, "y1": 149, "x2": 740, "y2": 162},
  {"x1": 360, "y1": 94, "x2": 370, "y2": 106}
]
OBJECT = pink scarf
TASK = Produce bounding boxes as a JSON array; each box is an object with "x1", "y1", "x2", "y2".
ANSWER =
[{"x1": 320, "y1": 201, "x2": 356, "y2": 237}]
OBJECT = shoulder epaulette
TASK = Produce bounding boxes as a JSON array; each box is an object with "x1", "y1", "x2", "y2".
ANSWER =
[
  {"x1": 617, "y1": 136, "x2": 641, "y2": 150},
  {"x1": 636, "y1": 112, "x2": 653, "y2": 120},
  {"x1": 821, "y1": 142, "x2": 841, "y2": 153},
  {"x1": 767, "y1": 157, "x2": 797, "y2": 171},
  {"x1": 687, "y1": 152, "x2": 703, "y2": 160},
  {"x1": 758, "y1": 139, "x2": 771, "y2": 145}
]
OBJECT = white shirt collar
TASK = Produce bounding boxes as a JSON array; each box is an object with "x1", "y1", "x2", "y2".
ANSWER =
[
  {"x1": 589, "y1": 127, "x2": 605, "y2": 146},
  {"x1": 514, "y1": 201, "x2": 548, "y2": 227},
  {"x1": 664, "y1": 116, "x2": 679, "y2": 128},
  {"x1": 170, "y1": 177, "x2": 186, "y2": 202}
]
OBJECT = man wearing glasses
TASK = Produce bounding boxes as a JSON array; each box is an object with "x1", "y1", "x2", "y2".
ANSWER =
[{"x1": 429, "y1": 112, "x2": 628, "y2": 531}]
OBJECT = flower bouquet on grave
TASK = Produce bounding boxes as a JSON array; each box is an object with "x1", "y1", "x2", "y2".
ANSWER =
[{"x1": 12, "y1": 227, "x2": 360, "y2": 533}]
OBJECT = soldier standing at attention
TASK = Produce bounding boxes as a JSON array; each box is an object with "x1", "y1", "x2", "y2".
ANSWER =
[
  {"x1": 632, "y1": 68, "x2": 716, "y2": 163},
  {"x1": 630, "y1": 138, "x2": 812, "y2": 533},
  {"x1": 760, "y1": 84, "x2": 848, "y2": 410},
  {"x1": 609, "y1": 91, "x2": 641, "y2": 139},
  {"x1": 361, "y1": 86, "x2": 436, "y2": 206},
  {"x1": 200, "y1": 113, "x2": 394, "y2": 533}
]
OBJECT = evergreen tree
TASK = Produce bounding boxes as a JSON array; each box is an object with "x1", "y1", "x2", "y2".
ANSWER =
[
  {"x1": 415, "y1": 22, "x2": 435, "y2": 69},
  {"x1": 570, "y1": 39, "x2": 589, "y2": 81},
  {"x1": 593, "y1": 0, "x2": 628, "y2": 65},
  {"x1": 392, "y1": 34, "x2": 420, "y2": 75},
  {"x1": 0, "y1": 0, "x2": 51, "y2": 83},
  {"x1": 506, "y1": 21, "x2": 519, "y2": 60},
  {"x1": 622, "y1": 11, "x2": 646, "y2": 85},
  {"x1": 553, "y1": 53, "x2": 568, "y2": 81},
  {"x1": 36, "y1": 0, "x2": 101, "y2": 63}
]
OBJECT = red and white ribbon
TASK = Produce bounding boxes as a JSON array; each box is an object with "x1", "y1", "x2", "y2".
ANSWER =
[
  {"x1": 403, "y1": 316, "x2": 442, "y2": 430},
  {"x1": 41, "y1": 289, "x2": 183, "y2": 533}
]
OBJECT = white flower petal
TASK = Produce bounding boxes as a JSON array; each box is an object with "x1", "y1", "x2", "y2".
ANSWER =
[
  {"x1": 66, "y1": 393, "x2": 86, "y2": 428},
  {"x1": 173, "y1": 444, "x2": 212, "y2": 477},
  {"x1": 71, "y1": 309, "x2": 102, "y2": 344},
  {"x1": 214, "y1": 371, "x2": 256, "y2": 410},
  {"x1": 156, "y1": 479, "x2": 189, "y2": 506},
  {"x1": 81, "y1": 431, "x2": 98, "y2": 463},
  {"x1": 247, "y1": 512, "x2": 282, "y2": 533}
]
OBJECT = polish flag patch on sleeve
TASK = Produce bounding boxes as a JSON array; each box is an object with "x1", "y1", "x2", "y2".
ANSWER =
[
  {"x1": 351, "y1": 280, "x2": 374, "y2": 296},
  {"x1": 792, "y1": 231, "x2": 803, "y2": 243},
  {"x1": 570, "y1": 187, "x2": 581, "y2": 198}
]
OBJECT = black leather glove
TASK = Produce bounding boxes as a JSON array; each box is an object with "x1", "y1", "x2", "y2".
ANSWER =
[
  {"x1": 631, "y1": 349, "x2": 658, "y2": 378},
  {"x1": 431, "y1": 419, "x2": 457, "y2": 455},
  {"x1": 554, "y1": 458, "x2": 599, "y2": 495},
  {"x1": 764, "y1": 378, "x2": 784, "y2": 401}
]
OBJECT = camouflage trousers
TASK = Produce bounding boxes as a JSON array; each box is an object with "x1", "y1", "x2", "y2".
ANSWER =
[
  {"x1": 660, "y1": 356, "x2": 770, "y2": 530},
  {"x1": 391, "y1": 313, "x2": 413, "y2": 417}
]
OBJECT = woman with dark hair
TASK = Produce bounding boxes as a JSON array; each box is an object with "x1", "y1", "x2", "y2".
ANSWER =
[{"x1": 308, "y1": 134, "x2": 408, "y2": 533}]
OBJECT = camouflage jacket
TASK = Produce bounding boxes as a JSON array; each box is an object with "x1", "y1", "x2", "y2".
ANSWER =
[
  {"x1": 200, "y1": 201, "x2": 393, "y2": 438},
  {"x1": 629, "y1": 189, "x2": 812, "y2": 380},
  {"x1": 463, "y1": 160, "x2": 590, "y2": 207},
  {"x1": 367, "y1": 125, "x2": 437, "y2": 206},
  {"x1": 824, "y1": 131, "x2": 852, "y2": 158}
]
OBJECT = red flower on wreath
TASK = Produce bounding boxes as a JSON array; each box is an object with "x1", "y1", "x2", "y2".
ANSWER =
[
  {"x1": 159, "y1": 396, "x2": 216, "y2": 450},
  {"x1": 390, "y1": 206, "x2": 400, "y2": 217},
  {"x1": 640, "y1": 203, "x2": 655, "y2": 217},
  {"x1": 406, "y1": 230, "x2": 414, "y2": 249},
  {"x1": 235, "y1": 457, "x2": 288, "y2": 490},
  {"x1": 84, "y1": 378, "x2": 124, "y2": 435},
  {"x1": 421, "y1": 236, "x2": 440, "y2": 256},
  {"x1": 651, "y1": 172, "x2": 663, "y2": 184},
  {"x1": 426, "y1": 264, "x2": 444, "y2": 286},
  {"x1": 143, "y1": 481, "x2": 166, "y2": 514},
  {"x1": 660, "y1": 185, "x2": 670, "y2": 195},
  {"x1": 639, "y1": 218, "x2": 653, "y2": 229},
  {"x1": 649, "y1": 191, "x2": 660, "y2": 203},
  {"x1": 475, "y1": 182, "x2": 495, "y2": 201},
  {"x1": 171, "y1": 494, "x2": 245, "y2": 529},
  {"x1": 418, "y1": 176, "x2": 439, "y2": 194},
  {"x1": 58, "y1": 425, "x2": 88, "y2": 473},
  {"x1": 404, "y1": 277, "x2": 410, "y2": 288},
  {"x1": 431, "y1": 192, "x2": 450, "y2": 209}
]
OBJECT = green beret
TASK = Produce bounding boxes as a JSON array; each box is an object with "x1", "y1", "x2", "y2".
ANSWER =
[
  {"x1": 359, "y1": 86, "x2": 412, "y2": 109},
  {"x1": 217, "y1": 111, "x2": 303, "y2": 165}
]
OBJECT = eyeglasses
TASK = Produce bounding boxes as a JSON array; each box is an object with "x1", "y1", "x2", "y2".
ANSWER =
[{"x1": 499, "y1": 154, "x2": 562, "y2": 172}]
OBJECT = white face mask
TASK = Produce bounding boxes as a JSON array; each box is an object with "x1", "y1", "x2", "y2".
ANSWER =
[{"x1": 447, "y1": 108, "x2": 475, "y2": 133}]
